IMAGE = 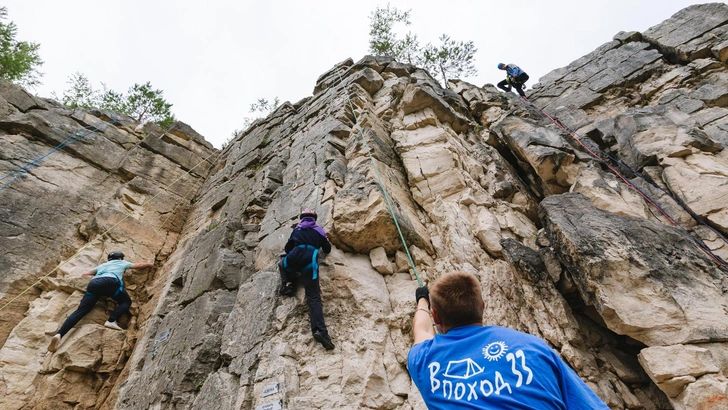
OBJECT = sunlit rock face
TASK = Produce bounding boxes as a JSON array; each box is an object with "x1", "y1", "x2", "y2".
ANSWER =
[{"x1": 2, "y1": 3, "x2": 728, "y2": 409}]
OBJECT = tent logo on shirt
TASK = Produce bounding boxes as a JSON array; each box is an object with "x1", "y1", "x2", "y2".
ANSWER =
[
  {"x1": 482, "y1": 341, "x2": 508, "y2": 361},
  {"x1": 443, "y1": 358, "x2": 484, "y2": 379}
]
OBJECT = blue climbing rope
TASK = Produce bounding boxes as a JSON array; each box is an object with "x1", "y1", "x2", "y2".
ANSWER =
[{"x1": 0, "y1": 120, "x2": 118, "y2": 193}]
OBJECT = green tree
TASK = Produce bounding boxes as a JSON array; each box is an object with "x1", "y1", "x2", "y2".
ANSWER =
[
  {"x1": 368, "y1": 4, "x2": 419, "y2": 64},
  {"x1": 57, "y1": 73, "x2": 176, "y2": 128},
  {"x1": 421, "y1": 35, "x2": 477, "y2": 86},
  {"x1": 394, "y1": 33, "x2": 421, "y2": 66},
  {"x1": 223, "y1": 97, "x2": 280, "y2": 149},
  {"x1": 249, "y1": 97, "x2": 280, "y2": 114},
  {"x1": 98, "y1": 84, "x2": 125, "y2": 113},
  {"x1": 242, "y1": 97, "x2": 280, "y2": 128},
  {"x1": 367, "y1": 4, "x2": 477, "y2": 87},
  {"x1": 123, "y1": 82, "x2": 176, "y2": 127},
  {"x1": 0, "y1": 7, "x2": 43, "y2": 88},
  {"x1": 59, "y1": 72, "x2": 97, "y2": 109}
]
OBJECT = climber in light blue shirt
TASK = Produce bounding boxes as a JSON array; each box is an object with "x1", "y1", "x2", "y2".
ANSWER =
[
  {"x1": 93, "y1": 258, "x2": 133, "y2": 283},
  {"x1": 47, "y1": 251, "x2": 153, "y2": 353},
  {"x1": 408, "y1": 271, "x2": 609, "y2": 409}
]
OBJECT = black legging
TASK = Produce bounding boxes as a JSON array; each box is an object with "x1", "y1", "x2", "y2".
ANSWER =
[
  {"x1": 57, "y1": 276, "x2": 132, "y2": 336},
  {"x1": 497, "y1": 78, "x2": 526, "y2": 97},
  {"x1": 279, "y1": 261, "x2": 328, "y2": 335}
]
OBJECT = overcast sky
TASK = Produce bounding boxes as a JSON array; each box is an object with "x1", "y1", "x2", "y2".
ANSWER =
[{"x1": 6, "y1": 0, "x2": 702, "y2": 148}]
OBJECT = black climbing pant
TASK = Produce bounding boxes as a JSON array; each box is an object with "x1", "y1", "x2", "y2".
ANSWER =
[
  {"x1": 279, "y1": 261, "x2": 328, "y2": 336},
  {"x1": 57, "y1": 276, "x2": 131, "y2": 337},
  {"x1": 497, "y1": 78, "x2": 526, "y2": 97}
]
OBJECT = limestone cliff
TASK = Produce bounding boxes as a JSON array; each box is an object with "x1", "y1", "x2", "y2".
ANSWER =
[
  {"x1": 0, "y1": 79, "x2": 217, "y2": 409},
  {"x1": 2, "y1": 3, "x2": 728, "y2": 409}
]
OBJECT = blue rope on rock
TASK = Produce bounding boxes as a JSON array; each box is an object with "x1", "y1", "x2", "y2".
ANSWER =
[{"x1": 0, "y1": 120, "x2": 118, "y2": 193}]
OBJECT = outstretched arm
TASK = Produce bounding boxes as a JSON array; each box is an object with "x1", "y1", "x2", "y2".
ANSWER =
[
  {"x1": 130, "y1": 262, "x2": 154, "y2": 270},
  {"x1": 413, "y1": 287, "x2": 435, "y2": 344},
  {"x1": 81, "y1": 269, "x2": 96, "y2": 278}
]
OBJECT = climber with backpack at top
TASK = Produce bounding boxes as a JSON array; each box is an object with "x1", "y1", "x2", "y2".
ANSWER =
[
  {"x1": 279, "y1": 208, "x2": 334, "y2": 350},
  {"x1": 47, "y1": 251, "x2": 154, "y2": 352},
  {"x1": 497, "y1": 63, "x2": 530, "y2": 97}
]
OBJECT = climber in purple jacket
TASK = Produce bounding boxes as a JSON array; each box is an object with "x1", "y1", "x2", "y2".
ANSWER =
[{"x1": 279, "y1": 208, "x2": 334, "y2": 350}]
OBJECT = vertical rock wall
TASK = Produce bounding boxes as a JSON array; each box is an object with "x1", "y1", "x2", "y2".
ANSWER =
[
  {"x1": 525, "y1": 4, "x2": 728, "y2": 408},
  {"x1": 0, "y1": 81, "x2": 217, "y2": 410},
  {"x1": 2, "y1": 3, "x2": 728, "y2": 409}
]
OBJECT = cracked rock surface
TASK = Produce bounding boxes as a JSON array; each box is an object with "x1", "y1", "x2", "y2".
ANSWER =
[{"x1": 1, "y1": 3, "x2": 728, "y2": 409}]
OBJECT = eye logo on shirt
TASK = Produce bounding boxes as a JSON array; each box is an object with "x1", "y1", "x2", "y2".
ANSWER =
[{"x1": 482, "y1": 341, "x2": 508, "y2": 361}]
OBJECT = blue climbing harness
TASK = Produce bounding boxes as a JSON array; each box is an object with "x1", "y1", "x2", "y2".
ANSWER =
[{"x1": 282, "y1": 244, "x2": 320, "y2": 279}]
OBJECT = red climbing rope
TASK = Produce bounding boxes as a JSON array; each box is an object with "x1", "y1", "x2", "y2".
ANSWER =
[{"x1": 519, "y1": 96, "x2": 728, "y2": 270}]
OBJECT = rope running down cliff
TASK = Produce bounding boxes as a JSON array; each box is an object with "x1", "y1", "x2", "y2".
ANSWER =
[
  {"x1": 0, "y1": 120, "x2": 118, "y2": 193},
  {"x1": 0, "y1": 145, "x2": 221, "y2": 313},
  {"x1": 519, "y1": 95, "x2": 728, "y2": 270},
  {"x1": 333, "y1": 64, "x2": 424, "y2": 287}
]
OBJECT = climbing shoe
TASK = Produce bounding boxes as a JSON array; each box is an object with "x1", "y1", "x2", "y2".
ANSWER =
[
  {"x1": 104, "y1": 321, "x2": 123, "y2": 330},
  {"x1": 313, "y1": 331, "x2": 335, "y2": 350},
  {"x1": 280, "y1": 283, "x2": 295, "y2": 296},
  {"x1": 47, "y1": 334, "x2": 61, "y2": 352}
]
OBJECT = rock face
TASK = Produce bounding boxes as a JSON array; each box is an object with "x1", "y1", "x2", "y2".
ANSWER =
[
  {"x1": 0, "y1": 85, "x2": 217, "y2": 409},
  {"x1": 2, "y1": 3, "x2": 728, "y2": 409}
]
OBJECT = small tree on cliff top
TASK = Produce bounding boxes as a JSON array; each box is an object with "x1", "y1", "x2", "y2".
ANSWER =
[
  {"x1": 421, "y1": 34, "x2": 477, "y2": 86},
  {"x1": 368, "y1": 4, "x2": 420, "y2": 65},
  {"x1": 241, "y1": 96, "x2": 280, "y2": 129},
  {"x1": 224, "y1": 96, "x2": 280, "y2": 149},
  {"x1": 368, "y1": 4, "x2": 477, "y2": 87},
  {"x1": 58, "y1": 72, "x2": 176, "y2": 128},
  {"x1": 123, "y1": 82, "x2": 176, "y2": 127}
]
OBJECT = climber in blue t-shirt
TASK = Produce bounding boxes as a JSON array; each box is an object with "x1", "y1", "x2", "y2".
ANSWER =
[
  {"x1": 497, "y1": 63, "x2": 529, "y2": 97},
  {"x1": 408, "y1": 271, "x2": 609, "y2": 409}
]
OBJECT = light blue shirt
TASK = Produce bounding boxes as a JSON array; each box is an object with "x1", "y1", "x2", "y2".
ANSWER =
[{"x1": 93, "y1": 260, "x2": 133, "y2": 284}]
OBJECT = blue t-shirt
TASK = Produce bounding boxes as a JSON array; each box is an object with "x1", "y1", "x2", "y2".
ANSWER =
[
  {"x1": 93, "y1": 260, "x2": 133, "y2": 284},
  {"x1": 505, "y1": 64, "x2": 524, "y2": 78},
  {"x1": 408, "y1": 325, "x2": 609, "y2": 409}
]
